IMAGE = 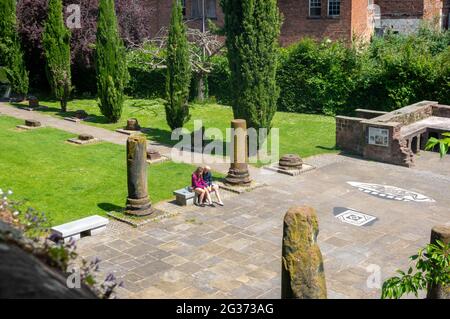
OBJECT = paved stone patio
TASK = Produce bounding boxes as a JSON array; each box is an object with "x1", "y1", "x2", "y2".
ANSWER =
[
  {"x1": 1, "y1": 102, "x2": 449, "y2": 299},
  {"x1": 75, "y1": 152, "x2": 449, "y2": 299}
]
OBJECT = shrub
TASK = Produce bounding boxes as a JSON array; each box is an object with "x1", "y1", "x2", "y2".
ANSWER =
[
  {"x1": 42, "y1": 0, "x2": 72, "y2": 111},
  {"x1": 222, "y1": 0, "x2": 281, "y2": 133},
  {"x1": 95, "y1": 0, "x2": 129, "y2": 123},
  {"x1": 277, "y1": 38, "x2": 359, "y2": 115},
  {"x1": 164, "y1": 0, "x2": 191, "y2": 131},
  {"x1": 207, "y1": 54, "x2": 231, "y2": 105},
  {"x1": 0, "y1": 0, "x2": 29, "y2": 96}
]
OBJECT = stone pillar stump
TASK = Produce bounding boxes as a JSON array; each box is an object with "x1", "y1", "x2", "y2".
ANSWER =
[
  {"x1": 281, "y1": 206, "x2": 327, "y2": 299},
  {"x1": 125, "y1": 135, "x2": 152, "y2": 216},
  {"x1": 225, "y1": 119, "x2": 251, "y2": 186}
]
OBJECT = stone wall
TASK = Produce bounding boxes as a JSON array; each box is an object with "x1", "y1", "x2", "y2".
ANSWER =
[
  {"x1": 355, "y1": 109, "x2": 388, "y2": 119},
  {"x1": 371, "y1": 101, "x2": 436, "y2": 126},
  {"x1": 362, "y1": 123, "x2": 414, "y2": 167},
  {"x1": 336, "y1": 116, "x2": 365, "y2": 155},
  {"x1": 432, "y1": 104, "x2": 450, "y2": 118}
]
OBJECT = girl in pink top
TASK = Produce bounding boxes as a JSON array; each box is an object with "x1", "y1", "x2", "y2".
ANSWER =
[{"x1": 192, "y1": 167, "x2": 212, "y2": 207}]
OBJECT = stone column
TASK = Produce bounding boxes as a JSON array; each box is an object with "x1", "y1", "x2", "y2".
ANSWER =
[
  {"x1": 125, "y1": 135, "x2": 152, "y2": 216},
  {"x1": 225, "y1": 119, "x2": 251, "y2": 186},
  {"x1": 281, "y1": 206, "x2": 327, "y2": 299},
  {"x1": 426, "y1": 225, "x2": 450, "y2": 299}
]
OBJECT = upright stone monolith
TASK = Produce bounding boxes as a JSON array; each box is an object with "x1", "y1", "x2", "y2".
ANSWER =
[
  {"x1": 225, "y1": 119, "x2": 251, "y2": 186},
  {"x1": 125, "y1": 134, "x2": 152, "y2": 216},
  {"x1": 281, "y1": 206, "x2": 327, "y2": 299},
  {"x1": 427, "y1": 225, "x2": 450, "y2": 299}
]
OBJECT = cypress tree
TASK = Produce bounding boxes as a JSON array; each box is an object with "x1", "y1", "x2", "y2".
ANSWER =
[
  {"x1": 221, "y1": 0, "x2": 281, "y2": 134},
  {"x1": 165, "y1": 0, "x2": 191, "y2": 131},
  {"x1": 95, "y1": 0, "x2": 128, "y2": 123},
  {"x1": 0, "y1": 0, "x2": 29, "y2": 97},
  {"x1": 42, "y1": 0, "x2": 71, "y2": 111}
]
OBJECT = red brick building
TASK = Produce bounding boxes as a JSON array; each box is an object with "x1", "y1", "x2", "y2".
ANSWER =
[
  {"x1": 145, "y1": 0, "x2": 446, "y2": 45},
  {"x1": 375, "y1": 0, "x2": 444, "y2": 33}
]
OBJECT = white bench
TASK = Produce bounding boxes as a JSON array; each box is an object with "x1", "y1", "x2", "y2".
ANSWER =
[{"x1": 51, "y1": 215, "x2": 109, "y2": 243}]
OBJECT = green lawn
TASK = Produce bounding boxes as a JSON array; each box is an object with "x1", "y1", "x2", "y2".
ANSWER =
[
  {"x1": 0, "y1": 115, "x2": 206, "y2": 225},
  {"x1": 10, "y1": 98, "x2": 338, "y2": 161}
]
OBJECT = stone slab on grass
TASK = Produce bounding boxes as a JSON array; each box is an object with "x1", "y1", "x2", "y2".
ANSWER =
[
  {"x1": 67, "y1": 137, "x2": 101, "y2": 145},
  {"x1": 147, "y1": 156, "x2": 169, "y2": 165},
  {"x1": 16, "y1": 125, "x2": 44, "y2": 131},
  {"x1": 263, "y1": 163, "x2": 316, "y2": 176}
]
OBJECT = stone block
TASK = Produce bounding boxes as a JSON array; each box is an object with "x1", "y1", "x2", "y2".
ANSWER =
[
  {"x1": 50, "y1": 215, "x2": 109, "y2": 243},
  {"x1": 173, "y1": 187, "x2": 197, "y2": 206}
]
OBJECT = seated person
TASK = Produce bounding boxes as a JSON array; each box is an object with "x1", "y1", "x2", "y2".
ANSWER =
[
  {"x1": 203, "y1": 166, "x2": 224, "y2": 206},
  {"x1": 191, "y1": 167, "x2": 212, "y2": 207}
]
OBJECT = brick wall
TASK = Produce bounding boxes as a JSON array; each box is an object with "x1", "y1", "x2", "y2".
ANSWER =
[
  {"x1": 352, "y1": 0, "x2": 373, "y2": 42},
  {"x1": 375, "y1": 0, "x2": 426, "y2": 18},
  {"x1": 147, "y1": 0, "x2": 367, "y2": 45},
  {"x1": 336, "y1": 116, "x2": 365, "y2": 155}
]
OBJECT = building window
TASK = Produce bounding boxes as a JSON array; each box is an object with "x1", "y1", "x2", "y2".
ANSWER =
[
  {"x1": 309, "y1": 0, "x2": 322, "y2": 17},
  {"x1": 191, "y1": 0, "x2": 217, "y2": 19},
  {"x1": 328, "y1": 0, "x2": 340, "y2": 16},
  {"x1": 181, "y1": 0, "x2": 186, "y2": 16}
]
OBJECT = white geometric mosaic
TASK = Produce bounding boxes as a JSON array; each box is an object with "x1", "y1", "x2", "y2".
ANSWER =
[
  {"x1": 335, "y1": 209, "x2": 377, "y2": 227},
  {"x1": 347, "y1": 182, "x2": 435, "y2": 203}
]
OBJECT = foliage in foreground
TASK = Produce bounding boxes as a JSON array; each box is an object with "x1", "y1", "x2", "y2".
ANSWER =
[
  {"x1": 42, "y1": 0, "x2": 72, "y2": 111},
  {"x1": 0, "y1": 188, "x2": 122, "y2": 299},
  {"x1": 0, "y1": 0, "x2": 29, "y2": 96},
  {"x1": 222, "y1": 0, "x2": 281, "y2": 133},
  {"x1": 426, "y1": 133, "x2": 450, "y2": 158},
  {"x1": 95, "y1": 0, "x2": 129, "y2": 123},
  {"x1": 381, "y1": 241, "x2": 449, "y2": 299},
  {"x1": 164, "y1": 0, "x2": 191, "y2": 131}
]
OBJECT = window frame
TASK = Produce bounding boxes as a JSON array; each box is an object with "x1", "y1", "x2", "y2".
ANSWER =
[
  {"x1": 309, "y1": 0, "x2": 322, "y2": 18},
  {"x1": 328, "y1": 0, "x2": 341, "y2": 17}
]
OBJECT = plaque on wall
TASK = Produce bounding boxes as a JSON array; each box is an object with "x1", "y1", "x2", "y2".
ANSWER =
[{"x1": 368, "y1": 127, "x2": 389, "y2": 147}]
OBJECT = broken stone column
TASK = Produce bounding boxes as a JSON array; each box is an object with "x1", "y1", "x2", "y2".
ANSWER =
[
  {"x1": 225, "y1": 119, "x2": 251, "y2": 186},
  {"x1": 78, "y1": 133, "x2": 94, "y2": 141},
  {"x1": 279, "y1": 154, "x2": 303, "y2": 171},
  {"x1": 427, "y1": 225, "x2": 450, "y2": 299},
  {"x1": 25, "y1": 119, "x2": 41, "y2": 127},
  {"x1": 281, "y1": 206, "x2": 327, "y2": 299},
  {"x1": 126, "y1": 118, "x2": 141, "y2": 131},
  {"x1": 28, "y1": 96, "x2": 39, "y2": 108},
  {"x1": 125, "y1": 135, "x2": 152, "y2": 216}
]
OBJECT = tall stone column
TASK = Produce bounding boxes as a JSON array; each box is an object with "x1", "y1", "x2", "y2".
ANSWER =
[
  {"x1": 427, "y1": 225, "x2": 450, "y2": 299},
  {"x1": 225, "y1": 119, "x2": 251, "y2": 186},
  {"x1": 125, "y1": 135, "x2": 152, "y2": 216},
  {"x1": 281, "y1": 206, "x2": 327, "y2": 299}
]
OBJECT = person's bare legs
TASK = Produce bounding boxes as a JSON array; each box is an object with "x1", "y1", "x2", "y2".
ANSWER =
[
  {"x1": 204, "y1": 189, "x2": 213, "y2": 205},
  {"x1": 195, "y1": 188, "x2": 205, "y2": 206},
  {"x1": 212, "y1": 184, "x2": 223, "y2": 205}
]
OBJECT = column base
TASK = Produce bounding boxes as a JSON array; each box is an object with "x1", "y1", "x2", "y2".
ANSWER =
[
  {"x1": 225, "y1": 168, "x2": 252, "y2": 186},
  {"x1": 125, "y1": 197, "x2": 153, "y2": 216}
]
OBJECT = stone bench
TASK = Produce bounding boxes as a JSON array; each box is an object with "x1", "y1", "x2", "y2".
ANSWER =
[
  {"x1": 51, "y1": 215, "x2": 109, "y2": 243},
  {"x1": 173, "y1": 187, "x2": 197, "y2": 206},
  {"x1": 173, "y1": 186, "x2": 218, "y2": 206}
]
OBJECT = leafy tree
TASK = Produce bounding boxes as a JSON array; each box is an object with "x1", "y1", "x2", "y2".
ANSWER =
[
  {"x1": 95, "y1": 0, "x2": 129, "y2": 123},
  {"x1": 221, "y1": 0, "x2": 281, "y2": 134},
  {"x1": 426, "y1": 133, "x2": 450, "y2": 158},
  {"x1": 164, "y1": 0, "x2": 191, "y2": 131},
  {"x1": 0, "y1": 0, "x2": 29, "y2": 96},
  {"x1": 42, "y1": 0, "x2": 72, "y2": 111},
  {"x1": 16, "y1": 0, "x2": 152, "y2": 93},
  {"x1": 381, "y1": 241, "x2": 449, "y2": 299}
]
